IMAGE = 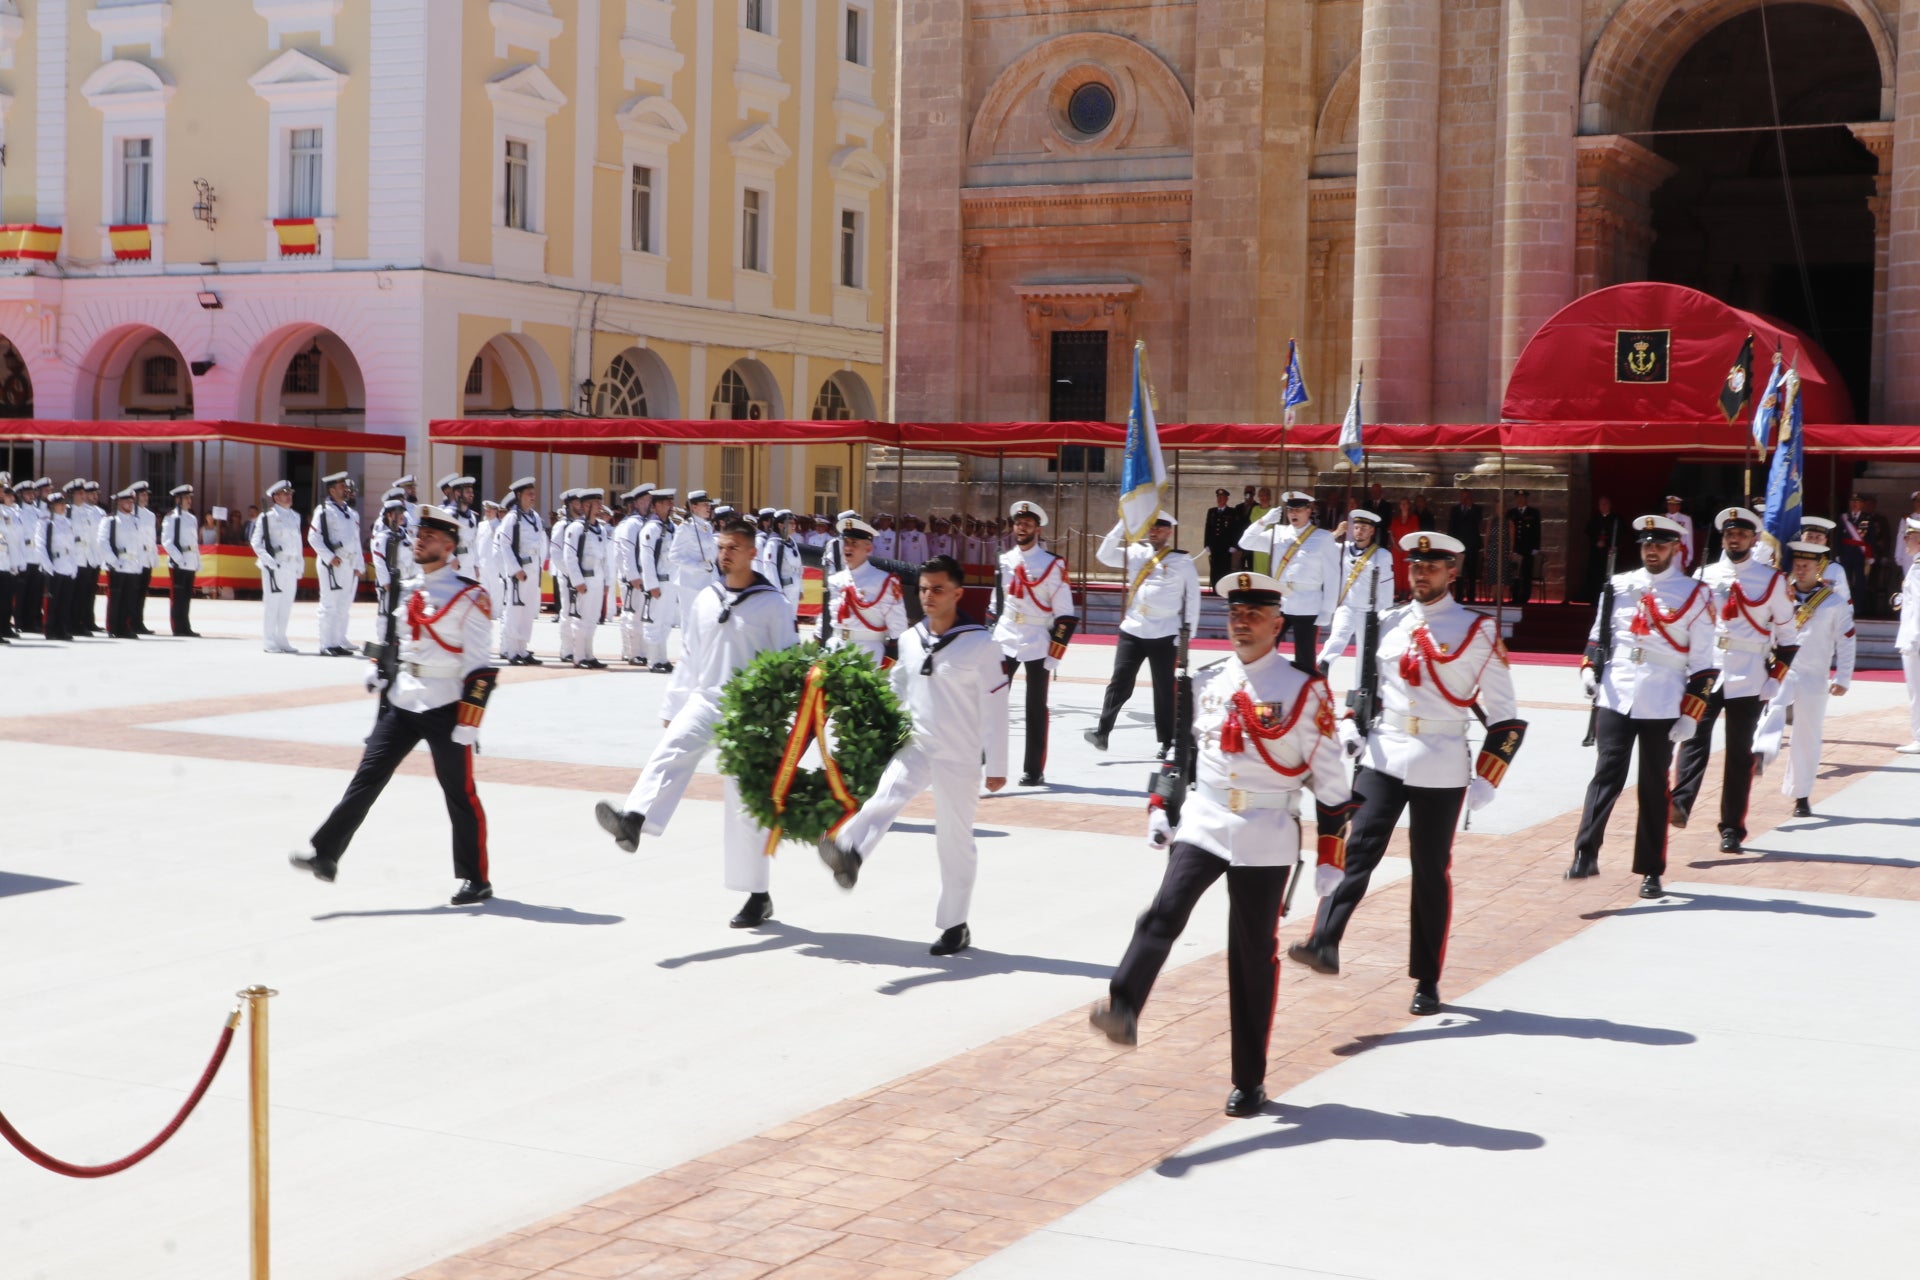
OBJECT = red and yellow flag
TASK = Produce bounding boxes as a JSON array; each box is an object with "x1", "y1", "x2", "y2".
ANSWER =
[
  {"x1": 108, "y1": 224, "x2": 152, "y2": 260},
  {"x1": 273, "y1": 218, "x2": 320, "y2": 256},
  {"x1": 0, "y1": 225, "x2": 62, "y2": 261}
]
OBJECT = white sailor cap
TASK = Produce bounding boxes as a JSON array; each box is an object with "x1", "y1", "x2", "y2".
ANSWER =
[
  {"x1": 757, "y1": 507, "x2": 776, "y2": 519},
  {"x1": 47, "y1": 488, "x2": 67, "y2": 504},
  {"x1": 507, "y1": 476, "x2": 536, "y2": 493},
  {"x1": 84, "y1": 480, "x2": 101, "y2": 492},
  {"x1": 1215, "y1": 571, "x2": 1284, "y2": 605},
  {"x1": 1400, "y1": 531, "x2": 1465, "y2": 559},
  {"x1": 169, "y1": 483, "x2": 194, "y2": 497},
  {"x1": 619, "y1": 486, "x2": 650, "y2": 503},
  {"x1": 775, "y1": 508, "x2": 793, "y2": 520},
  {"x1": 1906, "y1": 516, "x2": 1920, "y2": 534},
  {"x1": 417, "y1": 504, "x2": 462, "y2": 536},
  {"x1": 481, "y1": 498, "x2": 504, "y2": 510},
  {"x1": 558, "y1": 488, "x2": 579, "y2": 502},
  {"x1": 395, "y1": 474, "x2": 417, "y2": 487},
  {"x1": 436, "y1": 473, "x2": 461, "y2": 489},
  {"x1": 1347, "y1": 508, "x2": 1382, "y2": 525},
  {"x1": 649, "y1": 487, "x2": 676, "y2": 501},
  {"x1": 1282, "y1": 490, "x2": 1315, "y2": 507},
  {"x1": 61, "y1": 478, "x2": 84, "y2": 493},
  {"x1": 383, "y1": 487, "x2": 405, "y2": 501},
  {"x1": 714, "y1": 503, "x2": 737, "y2": 518},
  {"x1": 686, "y1": 489, "x2": 712, "y2": 504},
  {"x1": 1665, "y1": 493, "x2": 1685, "y2": 503},
  {"x1": 1715, "y1": 506, "x2": 1762, "y2": 531},
  {"x1": 1153, "y1": 511, "x2": 1176, "y2": 527},
  {"x1": 266, "y1": 479, "x2": 293, "y2": 497},
  {"x1": 114, "y1": 486, "x2": 137, "y2": 500},
  {"x1": 1009, "y1": 500, "x2": 1047, "y2": 526},
  {"x1": 579, "y1": 486, "x2": 605, "y2": 500},
  {"x1": 382, "y1": 498, "x2": 407, "y2": 514},
  {"x1": 128, "y1": 480, "x2": 149, "y2": 492},
  {"x1": 840, "y1": 518, "x2": 877, "y2": 538},
  {"x1": 322, "y1": 471, "x2": 350, "y2": 485},
  {"x1": 10, "y1": 479, "x2": 33, "y2": 494},
  {"x1": 452, "y1": 475, "x2": 475, "y2": 488},
  {"x1": 1786, "y1": 540, "x2": 1832, "y2": 558},
  {"x1": 1799, "y1": 515, "x2": 1836, "y2": 532},
  {"x1": 836, "y1": 508, "x2": 859, "y2": 523},
  {"x1": 0, "y1": 471, "x2": 8, "y2": 487},
  {"x1": 1633, "y1": 514, "x2": 1685, "y2": 542}
]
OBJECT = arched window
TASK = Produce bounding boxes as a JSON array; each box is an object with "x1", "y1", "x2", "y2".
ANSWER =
[
  {"x1": 811, "y1": 378, "x2": 851, "y2": 421},
  {"x1": 143, "y1": 355, "x2": 179, "y2": 396},
  {"x1": 712, "y1": 366, "x2": 753, "y2": 419},
  {"x1": 282, "y1": 347, "x2": 322, "y2": 396},
  {"x1": 596, "y1": 352, "x2": 651, "y2": 416}
]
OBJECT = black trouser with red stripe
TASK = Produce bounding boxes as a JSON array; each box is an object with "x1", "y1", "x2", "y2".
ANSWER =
[
  {"x1": 1094, "y1": 631, "x2": 1176, "y2": 746},
  {"x1": 1110, "y1": 842, "x2": 1289, "y2": 1093},
  {"x1": 1281, "y1": 614, "x2": 1318, "y2": 673},
  {"x1": 1670, "y1": 687, "x2": 1761, "y2": 839},
  {"x1": 1309, "y1": 766, "x2": 1464, "y2": 986},
  {"x1": 1005, "y1": 656, "x2": 1051, "y2": 778},
  {"x1": 310, "y1": 701, "x2": 489, "y2": 883},
  {"x1": 1574, "y1": 709, "x2": 1675, "y2": 876}
]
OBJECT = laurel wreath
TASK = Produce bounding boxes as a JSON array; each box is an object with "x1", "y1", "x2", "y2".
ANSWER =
[{"x1": 716, "y1": 641, "x2": 912, "y2": 847}]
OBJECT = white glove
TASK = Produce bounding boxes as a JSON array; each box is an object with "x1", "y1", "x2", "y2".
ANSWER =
[
  {"x1": 1467, "y1": 777, "x2": 1496, "y2": 812},
  {"x1": 1146, "y1": 807, "x2": 1172, "y2": 851},
  {"x1": 1045, "y1": 655, "x2": 1061, "y2": 675},
  {"x1": 1581, "y1": 667, "x2": 1598, "y2": 700},
  {"x1": 452, "y1": 724, "x2": 479, "y2": 747},
  {"x1": 1669, "y1": 715, "x2": 1699, "y2": 745},
  {"x1": 363, "y1": 667, "x2": 387, "y2": 694},
  {"x1": 1337, "y1": 718, "x2": 1364, "y2": 760},
  {"x1": 1314, "y1": 862, "x2": 1342, "y2": 898}
]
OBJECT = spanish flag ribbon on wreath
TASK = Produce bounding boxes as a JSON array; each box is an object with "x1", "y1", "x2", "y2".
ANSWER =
[{"x1": 1119, "y1": 340, "x2": 1169, "y2": 540}]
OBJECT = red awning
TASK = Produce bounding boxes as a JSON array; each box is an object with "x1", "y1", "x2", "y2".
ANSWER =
[
  {"x1": 1501, "y1": 282, "x2": 1854, "y2": 425},
  {"x1": 433, "y1": 417, "x2": 899, "y2": 457},
  {"x1": 0, "y1": 419, "x2": 407, "y2": 455}
]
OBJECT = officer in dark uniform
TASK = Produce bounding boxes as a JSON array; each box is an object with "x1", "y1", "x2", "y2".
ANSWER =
[{"x1": 1204, "y1": 488, "x2": 1239, "y2": 581}]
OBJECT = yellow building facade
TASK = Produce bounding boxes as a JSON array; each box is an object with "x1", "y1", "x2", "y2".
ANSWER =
[{"x1": 0, "y1": 0, "x2": 891, "y2": 517}]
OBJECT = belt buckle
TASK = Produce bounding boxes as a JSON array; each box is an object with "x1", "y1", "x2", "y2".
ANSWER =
[
  {"x1": 1229, "y1": 789, "x2": 1247, "y2": 814},
  {"x1": 1630, "y1": 646, "x2": 1644, "y2": 664},
  {"x1": 1402, "y1": 714, "x2": 1420, "y2": 736},
  {"x1": 1717, "y1": 635, "x2": 1730, "y2": 650}
]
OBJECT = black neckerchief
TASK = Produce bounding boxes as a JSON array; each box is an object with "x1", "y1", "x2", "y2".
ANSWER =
[
  {"x1": 714, "y1": 573, "x2": 780, "y2": 623},
  {"x1": 916, "y1": 611, "x2": 986, "y2": 676}
]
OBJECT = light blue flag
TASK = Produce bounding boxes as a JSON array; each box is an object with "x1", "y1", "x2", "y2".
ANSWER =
[
  {"x1": 1339, "y1": 373, "x2": 1364, "y2": 470},
  {"x1": 1119, "y1": 340, "x2": 1168, "y2": 540},
  {"x1": 1750, "y1": 353, "x2": 1785, "y2": 452},
  {"x1": 1283, "y1": 340, "x2": 1311, "y2": 427},
  {"x1": 1763, "y1": 365, "x2": 1804, "y2": 550}
]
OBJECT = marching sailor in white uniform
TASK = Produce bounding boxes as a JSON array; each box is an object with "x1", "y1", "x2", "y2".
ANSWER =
[
  {"x1": 1755, "y1": 540, "x2": 1855, "y2": 816},
  {"x1": 596, "y1": 515, "x2": 797, "y2": 927},
  {"x1": 1085, "y1": 512, "x2": 1201, "y2": 760},
  {"x1": 816, "y1": 517, "x2": 909, "y2": 665},
  {"x1": 252, "y1": 479, "x2": 305, "y2": 653},
  {"x1": 1238, "y1": 490, "x2": 1342, "y2": 672},
  {"x1": 818, "y1": 554, "x2": 1010, "y2": 956},
  {"x1": 987, "y1": 500, "x2": 1077, "y2": 787}
]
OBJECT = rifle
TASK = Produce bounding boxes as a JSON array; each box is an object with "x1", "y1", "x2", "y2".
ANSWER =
[
  {"x1": 1346, "y1": 547, "x2": 1383, "y2": 733},
  {"x1": 1148, "y1": 594, "x2": 1196, "y2": 828},
  {"x1": 362, "y1": 526, "x2": 404, "y2": 715},
  {"x1": 1582, "y1": 540, "x2": 1619, "y2": 748}
]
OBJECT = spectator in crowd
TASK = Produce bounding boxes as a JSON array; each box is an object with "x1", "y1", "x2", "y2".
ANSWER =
[
  {"x1": 1506, "y1": 490, "x2": 1543, "y2": 605},
  {"x1": 1204, "y1": 488, "x2": 1238, "y2": 580},
  {"x1": 1411, "y1": 493, "x2": 1436, "y2": 532},
  {"x1": 1584, "y1": 495, "x2": 1627, "y2": 602},
  {"x1": 1388, "y1": 498, "x2": 1421, "y2": 600},
  {"x1": 1447, "y1": 488, "x2": 1484, "y2": 602}
]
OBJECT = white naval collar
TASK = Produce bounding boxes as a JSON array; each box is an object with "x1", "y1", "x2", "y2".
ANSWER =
[
  {"x1": 1236, "y1": 646, "x2": 1288, "y2": 680},
  {"x1": 1408, "y1": 591, "x2": 1462, "y2": 625}
]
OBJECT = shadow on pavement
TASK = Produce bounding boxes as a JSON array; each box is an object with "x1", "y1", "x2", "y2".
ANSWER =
[
  {"x1": 313, "y1": 898, "x2": 624, "y2": 925},
  {"x1": 0, "y1": 872, "x2": 78, "y2": 899},
  {"x1": 1689, "y1": 847, "x2": 1920, "y2": 871},
  {"x1": 1758, "y1": 813, "x2": 1920, "y2": 833},
  {"x1": 1581, "y1": 892, "x2": 1875, "y2": 922},
  {"x1": 1329, "y1": 1006, "x2": 1694, "y2": 1058},
  {"x1": 656, "y1": 920, "x2": 1109, "y2": 994},
  {"x1": 887, "y1": 822, "x2": 1009, "y2": 838},
  {"x1": 1154, "y1": 1102, "x2": 1544, "y2": 1177}
]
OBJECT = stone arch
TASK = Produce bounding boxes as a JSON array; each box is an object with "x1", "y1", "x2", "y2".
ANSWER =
[
  {"x1": 1313, "y1": 55, "x2": 1361, "y2": 178},
  {"x1": 0, "y1": 330, "x2": 34, "y2": 417},
  {"x1": 235, "y1": 324, "x2": 367, "y2": 425},
  {"x1": 72, "y1": 323, "x2": 196, "y2": 418},
  {"x1": 458, "y1": 332, "x2": 564, "y2": 413},
  {"x1": 709, "y1": 357, "x2": 784, "y2": 420},
  {"x1": 811, "y1": 370, "x2": 875, "y2": 421},
  {"x1": 1581, "y1": 0, "x2": 1894, "y2": 135},
  {"x1": 594, "y1": 344, "x2": 681, "y2": 418},
  {"x1": 967, "y1": 31, "x2": 1192, "y2": 173}
]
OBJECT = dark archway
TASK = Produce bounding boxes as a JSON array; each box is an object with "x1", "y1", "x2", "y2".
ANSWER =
[{"x1": 1644, "y1": 3, "x2": 1879, "y2": 415}]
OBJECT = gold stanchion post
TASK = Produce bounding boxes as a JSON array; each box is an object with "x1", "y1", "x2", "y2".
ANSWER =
[{"x1": 239, "y1": 985, "x2": 278, "y2": 1280}]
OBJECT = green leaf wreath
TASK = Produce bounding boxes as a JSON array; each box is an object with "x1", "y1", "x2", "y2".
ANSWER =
[{"x1": 716, "y1": 641, "x2": 913, "y2": 847}]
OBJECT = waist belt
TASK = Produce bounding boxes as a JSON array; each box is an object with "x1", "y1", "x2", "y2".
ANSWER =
[
  {"x1": 1717, "y1": 634, "x2": 1770, "y2": 655},
  {"x1": 1381, "y1": 709, "x2": 1470, "y2": 737},
  {"x1": 1197, "y1": 782, "x2": 1300, "y2": 814},
  {"x1": 840, "y1": 627, "x2": 888, "y2": 639},
  {"x1": 1618, "y1": 641, "x2": 1689, "y2": 671},
  {"x1": 405, "y1": 662, "x2": 464, "y2": 679}
]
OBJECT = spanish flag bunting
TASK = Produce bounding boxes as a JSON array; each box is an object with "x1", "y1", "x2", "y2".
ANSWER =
[
  {"x1": 108, "y1": 224, "x2": 152, "y2": 260},
  {"x1": 274, "y1": 218, "x2": 321, "y2": 256}
]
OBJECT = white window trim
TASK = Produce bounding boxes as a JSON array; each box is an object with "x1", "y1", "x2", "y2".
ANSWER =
[
  {"x1": 619, "y1": 0, "x2": 682, "y2": 93},
  {"x1": 734, "y1": 7, "x2": 788, "y2": 121},
  {"x1": 616, "y1": 93, "x2": 687, "y2": 297},
  {"x1": 486, "y1": 64, "x2": 567, "y2": 280},
  {"x1": 490, "y1": 0, "x2": 564, "y2": 68},
  {"x1": 83, "y1": 60, "x2": 174, "y2": 271},
  {"x1": 835, "y1": 204, "x2": 866, "y2": 291},
  {"x1": 249, "y1": 49, "x2": 347, "y2": 267},
  {"x1": 740, "y1": 0, "x2": 775, "y2": 37},
  {"x1": 829, "y1": 145, "x2": 883, "y2": 327},
  {"x1": 730, "y1": 123, "x2": 788, "y2": 310},
  {"x1": 86, "y1": 2, "x2": 172, "y2": 61},
  {"x1": 841, "y1": 1, "x2": 872, "y2": 67},
  {"x1": 252, "y1": 0, "x2": 342, "y2": 50}
]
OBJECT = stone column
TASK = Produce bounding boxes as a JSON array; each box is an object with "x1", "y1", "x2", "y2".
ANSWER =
[
  {"x1": 890, "y1": 0, "x2": 968, "y2": 421},
  {"x1": 1493, "y1": 0, "x2": 1581, "y2": 412},
  {"x1": 1850, "y1": 121, "x2": 1894, "y2": 423},
  {"x1": 1351, "y1": 0, "x2": 1441, "y2": 424},
  {"x1": 1882, "y1": 0, "x2": 1920, "y2": 422},
  {"x1": 1573, "y1": 136, "x2": 1676, "y2": 294}
]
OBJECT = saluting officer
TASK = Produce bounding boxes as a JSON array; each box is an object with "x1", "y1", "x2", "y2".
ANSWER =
[
  {"x1": 1670, "y1": 507, "x2": 1799, "y2": 852},
  {"x1": 253, "y1": 479, "x2": 306, "y2": 654},
  {"x1": 818, "y1": 554, "x2": 1010, "y2": 956},
  {"x1": 161, "y1": 484, "x2": 202, "y2": 637},
  {"x1": 1315, "y1": 508, "x2": 1394, "y2": 673},
  {"x1": 1085, "y1": 512, "x2": 1201, "y2": 761},
  {"x1": 1290, "y1": 532, "x2": 1528, "y2": 1015},
  {"x1": 1757, "y1": 541, "x2": 1855, "y2": 817},
  {"x1": 309, "y1": 471, "x2": 363, "y2": 656},
  {"x1": 1566, "y1": 515, "x2": 1716, "y2": 897},
  {"x1": 638, "y1": 487, "x2": 680, "y2": 672},
  {"x1": 595, "y1": 514, "x2": 797, "y2": 928},
  {"x1": 816, "y1": 516, "x2": 909, "y2": 665},
  {"x1": 291, "y1": 505, "x2": 500, "y2": 906},
  {"x1": 1089, "y1": 571, "x2": 1355, "y2": 1117},
  {"x1": 988, "y1": 500, "x2": 1078, "y2": 787},
  {"x1": 1238, "y1": 490, "x2": 1342, "y2": 672}
]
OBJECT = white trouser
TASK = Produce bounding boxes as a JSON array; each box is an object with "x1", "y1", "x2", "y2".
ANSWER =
[
  {"x1": 623, "y1": 696, "x2": 772, "y2": 892},
  {"x1": 556, "y1": 574, "x2": 578, "y2": 659},
  {"x1": 315, "y1": 570, "x2": 354, "y2": 649},
  {"x1": 834, "y1": 633, "x2": 890, "y2": 667},
  {"x1": 571, "y1": 578, "x2": 606, "y2": 661},
  {"x1": 498, "y1": 572, "x2": 538, "y2": 657},
  {"x1": 1782, "y1": 687, "x2": 1829, "y2": 800},
  {"x1": 835, "y1": 741, "x2": 981, "y2": 929},
  {"x1": 260, "y1": 566, "x2": 297, "y2": 651},
  {"x1": 620, "y1": 581, "x2": 646, "y2": 660},
  {"x1": 1905, "y1": 647, "x2": 1920, "y2": 743},
  {"x1": 643, "y1": 583, "x2": 679, "y2": 660}
]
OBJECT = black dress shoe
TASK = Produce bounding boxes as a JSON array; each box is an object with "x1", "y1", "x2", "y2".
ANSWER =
[
  {"x1": 930, "y1": 923, "x2": 971, "y2": 956},
  {"x1": 1792, "y1": 798, "x2": 1813, "y2": 818},
  {"x1": 1409, "y1": 983, "x2": 1442, "y2": 1016},
  {"x1": 523, "y1": 654, "x2": 545, "y2": 665},
  {"x1": 817, "y1": 837, "x2": 862, "y2": 889},
  {"x1": 1565, "y1": 851, "x2": 1599, "y2": 880},
  {"x1": 1719, "y1": 830, "x2": 1743, "y2": 854},
  {"x1": 1088, "y1": 998, "x2": 1138, "y2": 1047},
  {"x1": 650, "y1": 661, "x2": 674, "y2": 673},
  {"x1": 1668, "y1": 802, "x2": 1689, "y2": 830},
  {"x1": 594, "y1": 800, "x2": 644, "y2": 852},
  {"x1": 451, "y1": 879, "x2": 493, "y2": 905},
  {"x1": 1082, "y1": 729, "x2": 1109, "y2": 752},
  {"x1": 1286, "y1": 940, "x2": 1339, "y2": 975},
  {"x1": 1155, "y1": 744, "x2": 1170, "y2": 762},
  {"x1": 289, "y1": 850, "x2": 338, "y2": 882},
  {"x1": 730, "y1": 892, "x2": 774, "y2": 928},
  {"x1": 627, "y1": 657, "x2": 648, "y2": 666},
  {"x1": 1018, "y1": 772, "x2": 1044, "y2": 787},
  {"x1": 1224, "y1": 1086, "x2": 1268, "y2": 1118},
  {"x1": 1639, "y1": 875, "x2": 1665, "y2": 899}
]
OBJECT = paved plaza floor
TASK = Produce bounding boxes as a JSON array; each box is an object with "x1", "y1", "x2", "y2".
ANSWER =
[{"x1": 1, "y1": 598, "x2": 1914, "y2": 1279}]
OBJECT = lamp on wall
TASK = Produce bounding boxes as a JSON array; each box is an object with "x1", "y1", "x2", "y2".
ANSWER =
[
  {"x1": 192, "y1": 179, "x2": 217, "y2": 229},
  {"x1": 578, "y1": 378, "x2": 596, "y2": 413}
]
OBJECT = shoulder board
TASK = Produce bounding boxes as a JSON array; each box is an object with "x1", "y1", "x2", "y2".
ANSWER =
[
  {"x1": 1197, "y1": 654, "x2": 1233, "y2": 672},
  {"x1": 456, "y1": 574, "x2": 479, "y2": 586}
]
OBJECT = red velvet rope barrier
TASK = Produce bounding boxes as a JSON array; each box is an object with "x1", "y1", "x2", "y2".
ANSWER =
[{"x1": 0, "y1": 1009, "x2": 239, "y2": 1179}]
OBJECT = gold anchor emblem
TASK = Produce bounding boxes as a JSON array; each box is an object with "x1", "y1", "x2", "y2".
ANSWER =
[
  {"x1": 1238, "y1": 574, "x2": 1251, "y2": 591},
  {"x1": 1627, "y1": 341, "x2": 1658, "y2": 378}
]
